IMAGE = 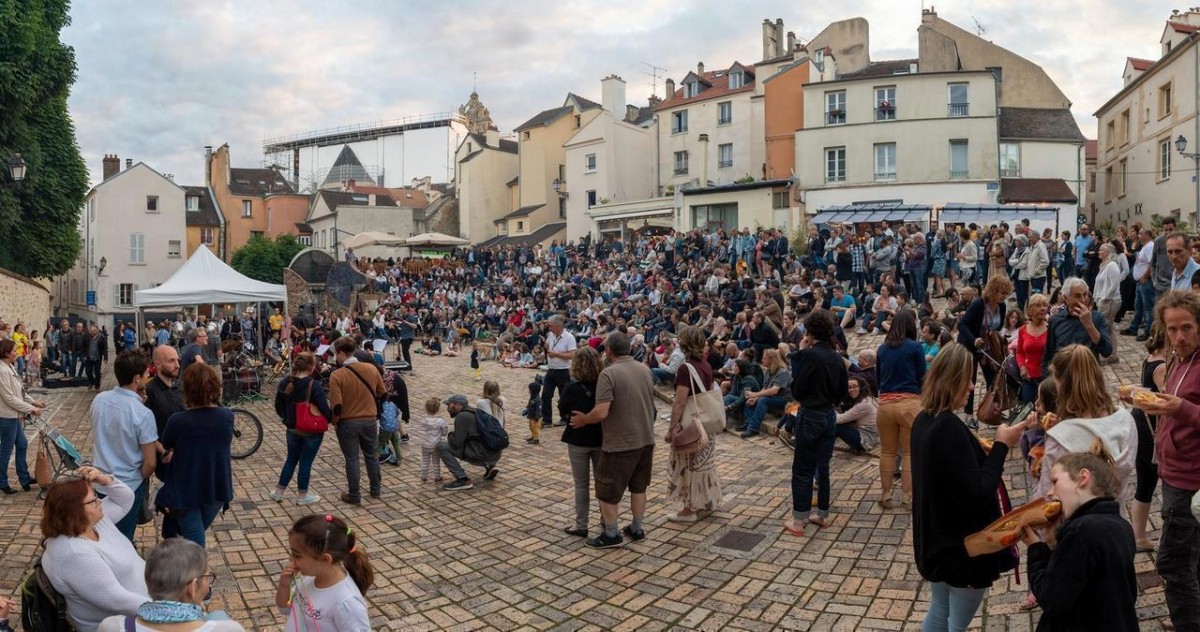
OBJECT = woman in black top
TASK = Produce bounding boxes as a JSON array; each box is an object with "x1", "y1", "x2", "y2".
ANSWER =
[
  {"x1": 911, "y1": 342, "x2": 1029, "y2": 632},
  {"x1": 784, "y1": 309, "x2": 848, "y2": 536},
  {"x1": 956, "y1": 275, "x2": 1011, "y2": 424},
  {"x1": 1128, "y1": 325, "x2": 1167, "y2": 551},
  {"x1": 749, "y1": 311, "x2": 780, "y2": 362},
  {"x1": 272, "y1": 352, "x2": 333, "y2": 506},
  {"x1": 559, "y1": 346, "x2": 604, "y2": 538}
]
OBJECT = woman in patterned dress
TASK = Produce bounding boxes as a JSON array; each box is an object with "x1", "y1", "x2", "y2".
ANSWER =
[{"x1": 666, "y1": 326, "x2": 722, "y2": 523}]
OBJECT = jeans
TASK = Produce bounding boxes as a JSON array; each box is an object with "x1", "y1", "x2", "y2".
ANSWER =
[
  {"x1": 1030, "y1": 276, "x2": 1045, "y2": 295},
  {"x1": 1159, "y1": 482, "x2": 1200, "y2": 631},
  {"x1": 335, "y1": 420, "x2": 380, "y2": 500},
  {"x1": 567, "y1": 445, "x2": 602, "y2": 531},
  {"x1": 278, "y1": 431, "x2": 324, "y2": 493},
  {"x1": 923, "y1": 582, "x2": 988, "y2": 632},
  {"x1": 436, "y1": 440, "x2": 495, "y2": 481},
  {"x1": 852, "y1": 271, "x2": 867, "y2": 295},
  {"x1": 1014, "y1": 278, "x2": 1029, "y2": 312},
  {"x1": 0, "y1": 418, "x2": 32, "y2": 490},
  {"x1": 400, "y1": 338, "x2": 413, "y2": 367},
  {"x1": 743, "y1": 395, "x2": 786, "y2": 434},
  {"x1": 15, "y1": 356, "x2": 24, "y2": 377},
  {"x1": 162, "y1": 502, "x2": 223, "y2": 548},
  {"x1": 650, "y1": 367, "x2": 676, "y2": 385},
  {"x1": 83, "y1": 358, "x2": 101, "y2": 388},
  {"x1": 114, "y1": 479, "x2": 147, "y2": 542},
  {"x1": 541, "y1": 368, "x2": 570, "y2": 426},
  {"x1": 1129, "y1": 280, "x2": 1156, "y2": 335},
  {"x1": 791, "y1": 407, "x2": 836, "y2": 518},
  {"x1": 61, "y1": 352, "x2": 75, "y2": 377},
  {"x1": 835, "y1": 423, "x2": 864, "y2": 452}
]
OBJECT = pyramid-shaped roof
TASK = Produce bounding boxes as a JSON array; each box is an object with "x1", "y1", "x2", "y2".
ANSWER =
[{"x1": 322, "y1": 145, "x2": 376, "y2": 187}]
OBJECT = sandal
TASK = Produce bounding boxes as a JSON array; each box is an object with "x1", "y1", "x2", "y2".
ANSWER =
[
  {"x1": 807, "y1": 514, "x2": 829, "y2": 528},
  {"x1": 877, "y1": 498, "x2": 897, "y2": 510},
  {"x1": 668, "y1": 511, "x2": 699, "y2": 523},
  {"x1": 1136, "y1": 539, "x2": 1156, "y2": 553},
  {"x1": 1018, "y1": 593, "x2": 1039, "y2": 611},
  {"x1": 782, "y1": 518, "x2": 805, "y2": 537}
]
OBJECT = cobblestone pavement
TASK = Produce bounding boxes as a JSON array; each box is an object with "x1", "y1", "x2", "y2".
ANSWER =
[{"x1": 0, "y1": 327, "x2": 1169, "y2": 630}]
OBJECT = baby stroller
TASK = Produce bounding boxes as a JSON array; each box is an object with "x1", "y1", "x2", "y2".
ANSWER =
[{"x1": 27, "y1": 414, "x2": 88, "y2": 499}]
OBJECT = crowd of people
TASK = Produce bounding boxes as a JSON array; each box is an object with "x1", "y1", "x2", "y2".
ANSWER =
[{"x1": 3, "y1": 216, "x2": 1200, "y2": 630}]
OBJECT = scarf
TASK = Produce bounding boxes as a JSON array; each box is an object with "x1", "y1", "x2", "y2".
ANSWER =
[{"x1": 136, "y1": 600, "x2": 204, "y2": 623}]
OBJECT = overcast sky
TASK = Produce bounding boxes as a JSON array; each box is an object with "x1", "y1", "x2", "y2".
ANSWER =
[{"x1": 62, "y1": 0, "x2": 1183, "y2": 187}]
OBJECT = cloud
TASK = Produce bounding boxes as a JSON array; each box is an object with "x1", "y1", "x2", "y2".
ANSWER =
[{"x1": 62, "y1": 0, "x2": 1182, "y2": 186}]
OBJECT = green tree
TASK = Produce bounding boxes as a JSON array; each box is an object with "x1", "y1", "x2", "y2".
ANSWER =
[
  {"x1": 0, "y1": 0, "x2": 89, "y2": 278},
  {"x1": 230, "y1": 234, "x2": 304, "y2": 284}
]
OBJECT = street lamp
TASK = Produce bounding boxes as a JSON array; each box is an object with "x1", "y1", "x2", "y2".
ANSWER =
[{"x1": 6, "y1": 153, "x2": 26, "y2": 183}]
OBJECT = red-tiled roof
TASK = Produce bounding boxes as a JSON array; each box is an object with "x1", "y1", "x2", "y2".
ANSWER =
[
  {"x1": 998, "y1": 178, "x2": 1078, "y2": 205},
  {"x1": 656, "y1": 65, "x2": 756, "y2": 111},
  {"x1": 1170, "y1": 21, "x2": 1199, "y2": 34},
  {"x1": 1128, "y1": 57, "x2": 1154, "y2": 71},
  {"x1": 1085, "y1": 140, "x2": 1098, "y2": 161}
]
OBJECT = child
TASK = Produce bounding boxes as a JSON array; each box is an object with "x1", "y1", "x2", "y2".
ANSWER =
[
  {"x1": 26, "y1": 340, "x2": 42, "y2": 387},
  {"x1": 276, "y1": 514, "x2": 374, "y2": 631},
  {"x1": 523, "y1": 376, "x2": 543, "y2": 445},
  {"x1": 1021, "y1": 451, "x2": 1138, "y2": 630},
  {"x1": 516, "y1": 345, "x2": 537, "y2": 369},
  {"x1": 470, "y1": 346, "x2": 480, "y2": 379},
  {"x1": 410, "y1": 397, "x2": 448, "y2": 482}
]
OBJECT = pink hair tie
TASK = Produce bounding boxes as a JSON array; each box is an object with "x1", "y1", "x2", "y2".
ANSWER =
[{"x1": 324, "y1": 514, "x2": 334, "y2": 522}]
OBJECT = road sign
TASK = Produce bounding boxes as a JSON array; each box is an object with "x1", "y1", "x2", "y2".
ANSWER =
[{"x1": 86, "y1": 290, "x2": 96, "y2": 306}]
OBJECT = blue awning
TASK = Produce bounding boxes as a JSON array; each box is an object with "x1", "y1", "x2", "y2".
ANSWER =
[
  {"x1": 938, "y1": 204, "x2": 1059, "y2": 225},
  {"x1": 810, "y1": 204, "x2": 931, "y2": 225}
]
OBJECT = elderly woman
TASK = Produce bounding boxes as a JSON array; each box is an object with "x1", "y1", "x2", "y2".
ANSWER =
[
  {"x1": 559, "y1": 347, "x2": 604, "y2": 537},
  {"x1": 0, "y1": 338, "x2": 43, "y2": 494},
  {"x1": 1008, "y1": 234, "x2": 1031, "y2": 311},
  {"x1": 98, "y1": 538, "x2": 244, "y2": 631},
  {"x1": 155, "y1": 363, "x2": 234, "y2": 548},
  {"x1": 1093, "y1": 243, "x2": 1124, "y2": 365},
  {"x1": 42, "y1": 466, "x2": 150, "y2": 632},
  {"x1": 666, "y1": 326, "x2": 723, "y2": 523},
  {"x1": 957, "y1": 275, "x2": 1013, "y2": 426}
]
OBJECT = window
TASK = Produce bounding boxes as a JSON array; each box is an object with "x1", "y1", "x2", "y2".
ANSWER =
[
  {"x1": 999, "y1": 142, "x2": 1021, "y2": 178},
  {"x1": 1119, "y1": 158, "x2": 1128, "y2": 196},
  {"x1": 167, "y1": 240, "x2": 181, "y2": 258},
  {"x1": 1160, "y1": 138, "x2": 1173, "y2": 180},
  {"x1": 949, "y1": 140, "x2": 969, "y2": 179},
  {"x1": 517, "y1": 221, "x2": 524, "y2": 231},
  {"x1": 1106, "y1": 121, "x2": 1116, "y2": 149},
  {"x1": 466, "y1": 142, "x2": 473, "y2": 153},
  {"x1": 129, "y1": 232, "x2": 145, "y2": 264},
  {"x1": 826, "y1": 91, "x2": 846, "y2": 124},
  {"x1": 672, "y1": 110, "x2": 688, "y2": 134},
  {"x1": 948, "y1": 83, "x2": 969, "y2": 117},
  {"x1": 117, "y1": 283, "x2": 135, "y2": 308},
  {"x1": 200, "y1": 227, "x2": 215, "y2": 245},
  {"x1": 558, "y1": 197, "x2": 566, "y2": 218},
  {"x1": 825, "y1": 147, "x2": 846, "y2": 183},
  {"x1": 585, "y1": 153, "x2": 597, "y2": 172},
  {"x1": 242, "y1": 200, "x2": 252, "y2": 217},
  {"x1": 718, "y1": 143, "x2": 733, "y2": 168},
  {"x1": 586, "y1": 190, "x2": 597, "y2": 208},
  {"x1": 250, "y1": 230, "x2": 264, "y2": 239},
  {"x1": 674, "y1": 150, "x2": 689, "y2": 175},
  {"x1": 1160, "y1": 82, "x2": 1173, "y2": 118},
  {"x1": 1104, "y1": 166, "x2": 1114, "y2": 201},
  {"x1": 873, "y1": 143, "x2": 896, "y2": 180},
  {"x1": 186, "y1": 196, "x2": 199, "y2": 211},
  {"x1": 875, "y1": 86, "x2": 896, "y2": 120},
  {"x1": 523, "y1": 131, "x2": 531, "y2": 140},
  {"x1": 717, "y1": 101, "x2": 732, "y2": 125},
  {"x1": 146, "y1": 196, "x2": 159, "y2": 212},
  {"x1": 684, "y1": 81, "x2": 701, "y2": 98},
  {"x1": 1120, "y1": 110, "x2": 1130, "y2": 145},
  {"x1": 691, "y1": 203, "x2": 738, "y2": 231},
  {"x1": 574, "y1": 114, "x2": 581, "y2": 128},
  {"x1": 772, "y1": 191, "x2": 789, "y2": 209},
  {"x1": 298, "y1": 235, "x2": 312, "y2": 246},
  {"x1": 1089, "y1": 171, "x2": 1096, "y2": 193},
  {"x1": 558, "y1": 164, "x2": 565, "y2": 182},
  {"x1": 728, "y1": 71, "x2": 744, "y2": 89}
]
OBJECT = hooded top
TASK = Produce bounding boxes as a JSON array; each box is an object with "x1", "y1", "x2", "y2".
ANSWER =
[{"x1": 1039, "y1": 408, "x2": 1138, "y2": 506}]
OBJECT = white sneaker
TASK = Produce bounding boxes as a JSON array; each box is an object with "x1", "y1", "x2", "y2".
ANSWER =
[
  {"x1": 297, "y1": 492, "x2": 321, "y2": 505},
  {"x1": 269, "y1": 488, "x2": 286, "y2": 502}
]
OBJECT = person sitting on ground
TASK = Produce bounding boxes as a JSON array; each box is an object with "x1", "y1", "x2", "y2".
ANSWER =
[
  {"x1": 723, "y1": 359, "x2": 760, "y2": 428},
  {"x1": 650, "y1": 336, "x2": 685, "y2": 386},
  {"x1": 98, "y1": 537, "x2": 246, "y2": 631},
  {"x1": 848, "y1": 349, "x2": 879, "y2": 397},
  {"x1": 836, "y1": 375, "x2": 879, "y2": 454},
  {"x1": 861, "y1": 284, "x2": 898, "y2": 335},
  {"x1": 738, "y1": 348, "x2": 792, "y2": 438}
]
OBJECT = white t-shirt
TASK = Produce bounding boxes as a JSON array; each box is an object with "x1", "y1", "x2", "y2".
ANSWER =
[
  {"x1": 545, "y1": 331, "x2": 577, "y2": 370},
  {"x1": 476, "y1": 397, "x2": 507, "y2": 428},
  {"x1": 98, "y1": 617, "x2": 246, "y2": 632},
  {"x1": 283, "y1": 574, "x2": 370, "y2": 632}
]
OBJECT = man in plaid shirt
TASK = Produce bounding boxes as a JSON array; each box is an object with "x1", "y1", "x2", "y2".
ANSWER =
[{"x1": 849, "y1": 235, "x2": 868, "y2": 294}]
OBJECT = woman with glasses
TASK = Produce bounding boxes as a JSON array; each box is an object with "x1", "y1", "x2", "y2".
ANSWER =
[
  {"x1": 41, "y1": 466, "x2": 150, "y2": 632},
  {"x1": 98, "y1": 538, "x2": 244, "y2": 631}
]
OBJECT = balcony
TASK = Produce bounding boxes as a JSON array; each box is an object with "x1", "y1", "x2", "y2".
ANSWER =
[
  {"x1": 718, "y1": 160, "x2": 733, "y2": 168},
  {"x1": 674, "y1": 166, "x2": 689, "y2": 176},
  {"x1": 1001, "y1": 168, "x2": 1021, "y2": 178},
  {"x1": 826, "y1": 110, "x2": 846, "y2": 125},
  {"x1": 876, "y1": 104, "x2": 896, "y2": 121},
  {"x1": 949, "y1": 170, "x2": 969, "y2": 180},
  {"x1": 825, "y1": 173, "x2": 846, "y2": 184},
  {"x1": 874, "y1": 171, "x2": 897, "y2": 181},
  {"x1": 948, "y1": 103, "x2": 970, "y2": 117}
]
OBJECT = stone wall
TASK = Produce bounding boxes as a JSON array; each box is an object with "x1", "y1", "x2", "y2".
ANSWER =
[{"x1": 0, "y1": 268, "x2": 52, "y2": 333}]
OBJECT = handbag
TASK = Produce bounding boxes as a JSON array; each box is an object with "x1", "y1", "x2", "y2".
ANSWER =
[
  {"x1": 33, "y1": 435, "x2": 51, "y2": 487},
  {"x1": 669, "y1": 411, "x2": 707, "y2": 455},
  {"x1": 977, "y1": 332, "x2": 1015, "y2": 426},
  {"x1": 294, "y1": 379, "x2": 328, "y2": 433},
  {"x1": 681, "y1": 362, "x2": 726, "y2": 436}
]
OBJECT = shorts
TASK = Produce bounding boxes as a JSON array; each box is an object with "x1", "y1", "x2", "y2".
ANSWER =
[{"x1": 595, "y1": 445, "x2": 655, "y2": 504}]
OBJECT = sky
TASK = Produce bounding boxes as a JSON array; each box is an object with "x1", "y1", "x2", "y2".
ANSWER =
[{"x1": 61, "y1": 0, "x2": 1184, "y2": 188}]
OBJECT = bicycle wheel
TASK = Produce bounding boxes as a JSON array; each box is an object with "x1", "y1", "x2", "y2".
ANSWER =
[{"x1": 230, "y1": 408, "x2": 264, "y2": 459}]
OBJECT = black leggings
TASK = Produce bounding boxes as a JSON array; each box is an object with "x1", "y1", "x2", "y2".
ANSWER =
[
  {"x1": 1133, "y1": 410, "x2": 1159, "y2": 503},
  {"x1": 964, "y1": 353, "x2": 998, "y2": 415}
]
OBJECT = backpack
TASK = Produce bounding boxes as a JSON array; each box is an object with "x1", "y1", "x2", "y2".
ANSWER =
[
  {"x1": 474, "y1": 408, "x2": 509, "y2": 452},
  {"x1": 380, "y1": 400, "x2": 400, "y2": 433},
  {"x1": 21, "y1": 552, "x2": 74, "y2": 632}
]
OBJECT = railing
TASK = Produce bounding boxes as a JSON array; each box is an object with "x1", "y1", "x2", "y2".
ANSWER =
[
  {"x1": 948, "y1": 103, "x2": 970, "y2": 117},
  {"x1": 674, "y1": 166, "x2": 689, "y2": 175},
  {"x1": 826, "y1": 111, "x2": 846, "y2": 125},
  {"x1": 825, "y1": 174, "x2": 846, "y2": 183},
  {"x1": 1000, "y1": 168, "x2": 1021, "y2": 178},
  {"x1": 949, "y1": 169, "x2": 969, "y2": 179},
  {"x1": 876, "y1": 107, "x2": 896, "y2": 121},
  {"x1": 718, "y1": 160, "x2": 733, "y2": 168},
  {"x1": 874, "y1": 171, "x2": 896, "y2": 181}
]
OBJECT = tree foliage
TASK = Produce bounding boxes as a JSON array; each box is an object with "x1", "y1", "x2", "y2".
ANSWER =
[
  {"x1": 0, "y1": 0, "x2": 89, "y2": 278},
  {"x1": 230, "y1": 234, "x2": 304, "y2": 284}
]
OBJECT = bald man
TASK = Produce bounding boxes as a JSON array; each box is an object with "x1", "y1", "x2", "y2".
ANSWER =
[{"x1": 144, "y1": 345, "x2": 185, "y2": 436}]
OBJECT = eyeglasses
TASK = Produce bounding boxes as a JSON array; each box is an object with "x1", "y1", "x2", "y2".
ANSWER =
[
  {"x1": 197, "y1": 572, "x2": 217, "y2": 585},
  {"x1": 82, "y1": 496, "x2": 102, "y2": 507}
]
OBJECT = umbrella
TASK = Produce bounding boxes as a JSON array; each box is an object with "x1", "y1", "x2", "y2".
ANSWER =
[
  {"x1": 341, "y1": 231, "x2": 405, "y2": 250},
  {"x1": 402, "y1": 232, "x2": 469, "y2": 248}
]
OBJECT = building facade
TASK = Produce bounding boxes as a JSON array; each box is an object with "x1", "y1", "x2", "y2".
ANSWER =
[
  {"x1": 306, "y1": 190, "x2": 413, "y2": 260},
  {"x1": 455, "y1": 130, "x2": 518, "y2": 244},
  {"x1": 207, "y1": 144, "x2": 300, "y2": 261}
]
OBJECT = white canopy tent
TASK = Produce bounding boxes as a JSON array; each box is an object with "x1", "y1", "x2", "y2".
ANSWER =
[{"x1": 402, "y1": 232, "x2": 469, "y2": 248}]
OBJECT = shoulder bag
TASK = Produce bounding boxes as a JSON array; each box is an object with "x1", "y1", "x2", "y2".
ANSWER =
[
  {"x1": 294, "y1": 379, "x2": 328, "y2": 433},
  {"x1": 682, "y1": 362, "x2": 726, "y2": 436}
]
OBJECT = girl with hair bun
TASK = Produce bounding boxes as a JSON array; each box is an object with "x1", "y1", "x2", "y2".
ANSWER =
[{"x1": 276, "y1": 514, "x2": 374, "y2": 631}]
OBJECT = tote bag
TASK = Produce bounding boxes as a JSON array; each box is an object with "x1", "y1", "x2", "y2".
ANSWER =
[
  {"x1": 682, "y1": 362, "x2": 726, "y2": 436},
  {"x1": 294, "y1": 379, "x2": 328, "y2": 433}
]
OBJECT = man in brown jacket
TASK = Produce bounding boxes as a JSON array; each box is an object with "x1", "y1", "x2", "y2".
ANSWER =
[{"x1": 328, "y1": 336, "x2": 386, "y2": 505}]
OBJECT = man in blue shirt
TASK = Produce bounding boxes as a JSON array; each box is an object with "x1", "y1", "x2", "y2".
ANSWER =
[
  {"x1": 829, "y1": 285, "x2": 857, "y2": 330},
  {"x1": 91, "y1": 351, "x2": 158, "y2": 541},
  {"x1": 1073, "y1": 225, "x2": 1093, "y2": 277},
  {"x1": 1167, "y1": 233, "x2": 1200, "y2": 292}
]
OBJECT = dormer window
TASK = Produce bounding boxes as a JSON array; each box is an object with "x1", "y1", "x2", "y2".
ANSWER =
[
  {"x1": 186, "y1": 196, "x2": 199, "y2": 211},
  {"x1": 728, "y1": 71, "x2": 744, "y2": 89},
  {"x1": 684, "y1": 81, "x2": 701, "y2": 98},
  {"x1": 814, "y1": 49, "x2": 825, "y2": 72}
]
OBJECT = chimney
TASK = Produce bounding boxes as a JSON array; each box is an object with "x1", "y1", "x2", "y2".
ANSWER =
[
  {"x1": 102, "y1": 154, "x2": 120, "y2": 181},
  {"x1": 697, "y1": 61, "x2": 705, "y2": 75},
  {"x1": 787, "y1": 31, "x2": 796, "y2": 54},
  {"x1": 775, "y1": 19, "x2": 785, "y2": 57},
  {"x1": 601, "y1": 74, "x2": 626, "y2": 115},
  {"x1": 698, "y1": 134, "x2": 710, "y2": 187},
  {"x1": 125, "y1": 158, "x2": 132, "y2": 170},
  {"x1": 204, "y1": 146, "x2": 213, "y2": 185},
  {"x1": 665, "y1": 78, "x2": 675, "y2": 97},
  {"x1": 626, "y1": 104, "x2": 639, "y2": 123},
  {"x1": 762, "y1": 19, "x2": 777, "y2": 59},
  {"x1": 485, "y1": 129, "x2": 500, "y2": 146}
]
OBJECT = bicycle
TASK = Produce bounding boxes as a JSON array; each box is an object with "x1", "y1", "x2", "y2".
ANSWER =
[{"x1": 229, "y1": 407, "x2": 264, "y2": 460}]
